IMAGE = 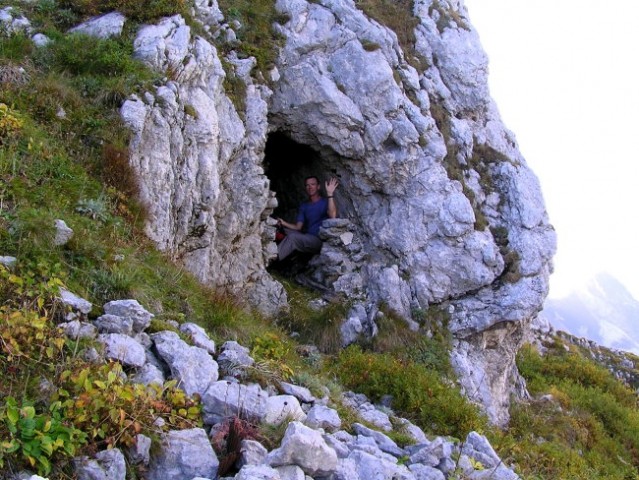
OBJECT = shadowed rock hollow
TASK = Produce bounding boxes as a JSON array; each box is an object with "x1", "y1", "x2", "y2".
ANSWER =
[{"x1": 120, "y1": 0, "x2": 556, "y2": 425}]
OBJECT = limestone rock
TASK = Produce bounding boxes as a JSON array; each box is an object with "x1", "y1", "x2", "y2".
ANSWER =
[
  {"x1": 0, "y1": 255, "x2": 17, "y2": 269},
  {"x1": 238, "y1": 439, "x2": 268, "y2": 468},
  {"x1": 151, "y1": 331, "x2": 219, "y2": 397},
  {"x1": 128, "y1": 434, "x2": 152, "y2": 465},
  {"x1": 0, "y1": 7, "x2": 32, "y2": 35},
  {"x1": 147, "y1": 428, "x2": 219, "y2": 480},
  {"x1": 98, "y1": 333, "x2": 146, "y2": 367},
  {"x1": 94, "y1": 314, "x2": 133, "y2": 335},
  {"x1": 123, "y1": 15, "x2": 286, "y2": 315},
  {"x1": 352, "y1": 423, "x2": 404, "y2": 457},
  {"x1": 217, "y1": 340, "x2": 255, "y2": 377},
  {"x1": 58, "y1": 288, "x2": 92, "y2": 318},
  {"x1": 53, "y1": 219, "x2": 73, "y2": 246},
  {"x1": 201, "y1": 380, "x2": 268, "y2": 425},
  {"x1": 68, "y1": 12, "x2": 126, "y2": 39},
  {"x1": 180, "y1": 322, "x2": 216, "y2": 354},
  {"x1": 103, "y1": 299, "x2": 153, "y2": 333},
  {"x1": 236, "y1": 465, "x2": 281, "y2": 480},
  {"x1": 75, "y1": 448, "x2": 126, "y2": 480},
  {"x1": 304, "y1": 405, "x2": 341, "y2": 431},
  {"x1": 120, "y1": 0, "x2": 557, "y2": 424},
  {"x1": 130, "y1": 363, "x2": 165, "y2": 386},
  {"x1": 266, "y1": 421, "x2": 338, "y2": 476},
  {"x1": 264, "y1": 395, "x2": 306, "y2": 425},
  {"x1": 60, "y1": 320, "x2": 97, "y2": 340},
  {"x1": 279, "y1": 382, "x2": 315, "y2": 404}
]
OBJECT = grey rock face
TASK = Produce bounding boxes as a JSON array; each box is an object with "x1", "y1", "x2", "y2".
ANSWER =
[
  {"x1": 122, "y1": 15, "x2": 286, "y2": 315},
  {"x1": 151, "y1": 331, "x2": 219, "y2": 397},
  {"x1": 409, "y1": 463, "x2": 445, "y2": 480},
  {"x1": 147, "y1": 428, "x2": 219, "y2": 480},
  {"x1": 266, "y1": 421, "x2": 338, "y2": 476},
  {"x1": 130, "y1": 363, "x2": 165, "y2": 386},
  {"x1": 68, "y1": 12, "x2": 126, "y2": 38},
  {"x1": 352, "y1": 423, "x2": 404, "y2": 457},
  {"x1": 75, "y1": 448, "x2": 126, "y2": 480},
  {"x1": 121, "y1": 0, "x2": 556, "y2": 424},
  {"x1": 0, "y1": 7, "x2": 31, "y2": 35},
  {"x1": 461, "y1": 431, "x2": 502, "y2": 469}
]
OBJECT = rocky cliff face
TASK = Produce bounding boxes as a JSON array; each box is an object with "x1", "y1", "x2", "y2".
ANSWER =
[{"x1": 120, "y1": 0, "x2": 556, "y2": 425}]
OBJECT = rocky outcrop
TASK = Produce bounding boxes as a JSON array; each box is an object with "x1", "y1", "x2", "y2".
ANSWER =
[{"x1": 117, "y1": 0, "x2": 555, "y2": 424}]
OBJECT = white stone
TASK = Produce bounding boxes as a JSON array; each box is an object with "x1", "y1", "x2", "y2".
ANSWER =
[
  {"x1": 266, "y1": 422, "x2": 338, "y2": 476},
  {"x1": 264, "y1": 395, "x2": 306, "y2": 425},
  {"x1": 68, "y1": 12, "x2": 126, "y2": 39}
]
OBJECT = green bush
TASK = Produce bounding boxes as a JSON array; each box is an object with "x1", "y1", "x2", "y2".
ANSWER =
[
  {"x1": 58, "y1": 0, "x2": 187, "y2": 23},
  {"x1": 333, "y1": 346, "x2": 486, "y2": 438},
  {"x1": 49, "y1": 34, "x2": 137, "y2": 77}
]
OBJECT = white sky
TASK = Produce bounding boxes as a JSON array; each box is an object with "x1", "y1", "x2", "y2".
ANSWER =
[{"x1": 463, "y1": 0, "x2": 639, "y2": 299}]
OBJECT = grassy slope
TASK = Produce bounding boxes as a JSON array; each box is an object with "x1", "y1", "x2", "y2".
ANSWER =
[{"x1": 0, "y1": 1, "x2": 638, "y2": 478}]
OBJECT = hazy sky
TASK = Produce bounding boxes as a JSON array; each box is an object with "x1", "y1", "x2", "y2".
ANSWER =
[{"x1": 463, "y1": 0, "x2": 639, "y2": 299}]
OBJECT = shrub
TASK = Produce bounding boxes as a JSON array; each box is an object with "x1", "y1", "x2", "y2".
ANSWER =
[
  {"x1": 49, "y1": 34, "x2": 137, "y2": 77},
  {"x1": 333, "y1": 346, "x2": 485, "y2": 438},
  {"x1": 489, "y1": 343, "x2": 639, "y2": 479}
]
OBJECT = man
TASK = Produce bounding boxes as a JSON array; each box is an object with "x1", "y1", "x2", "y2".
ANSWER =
[{"x1": 276, "y1": 176, "x2": 339, "y2": 260}]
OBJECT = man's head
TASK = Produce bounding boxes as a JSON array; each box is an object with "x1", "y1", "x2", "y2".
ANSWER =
[{"x1": 304, "y1": 176, "x2": 321, "y2": 199}]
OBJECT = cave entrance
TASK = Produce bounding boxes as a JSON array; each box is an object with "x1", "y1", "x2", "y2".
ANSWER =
[{"x1": 264, "y1": 132, "x2": 328, "y2": 224}]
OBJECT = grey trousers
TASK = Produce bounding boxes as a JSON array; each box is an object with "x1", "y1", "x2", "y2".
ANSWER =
[{"x1": 278, "y1": 229, "x2": 322, "y2": 260}]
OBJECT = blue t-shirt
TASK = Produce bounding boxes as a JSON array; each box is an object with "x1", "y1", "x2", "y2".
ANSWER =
[{"x1": 297, "y1": 197, "x2": 329, "y2": 236}]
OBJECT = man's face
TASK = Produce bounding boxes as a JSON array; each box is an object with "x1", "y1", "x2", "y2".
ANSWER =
[{"x1": 305, "y1": 178, "x2": 320, "y2": 197}]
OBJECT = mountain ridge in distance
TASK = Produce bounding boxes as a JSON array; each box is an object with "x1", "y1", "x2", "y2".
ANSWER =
[{"x1": 543, "y1": 272, "x2": 639, "y2": 355}]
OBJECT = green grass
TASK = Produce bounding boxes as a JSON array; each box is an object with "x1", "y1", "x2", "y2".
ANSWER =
[{"x1": 489, "y1": 343, "x2": 639, "y2": 479}]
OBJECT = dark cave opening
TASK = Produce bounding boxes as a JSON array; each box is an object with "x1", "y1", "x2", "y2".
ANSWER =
[{"x1": 264, "y1": 132, "x2": 333, "y2": 224}]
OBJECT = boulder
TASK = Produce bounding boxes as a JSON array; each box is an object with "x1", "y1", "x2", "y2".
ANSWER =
[
  {"x1": 98, "y1": 333, "x2": 146, "y2": 367},
  {"x1": 58, "y1": 288, "x2": 92, "y2": 317},
  {"x1": 264, "y1": 395, "x2": 306, "y2": 425},
  {"x1": 104, "y1": 299, "x2": 153, "y2": 333},
  {"x1": 75, "y1": 448, "x2": 126, "y2": 480},
  {"x1": 147, "y1": 428, "x2": 219, "y2": 480},
  {"x1": 68, "y1": 12, "x2": 126, "y2": 39},
  {"x1": 304, "y1": 405, "x2": 341, "y2": 431},
  {"x1": 180, "y1": 322, "x2": 216, "y2": 354},
  {"x1": 279, "y1": 382, "x2": 315, "y2": 404},
  {"x1": 266, "y1": 422, "x2": 337, "y2": 477},
  {"x1": 53, "y1": 219, "x2": 73, "y2": 246},
  {"x1": 151, "y1": 331, "x2": 219, "y2": 397},
  {"x1": 201, "y1": 381, "x2": 268, "y2": 425}
]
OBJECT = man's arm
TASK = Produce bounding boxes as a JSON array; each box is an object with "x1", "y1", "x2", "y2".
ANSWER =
[
  {"x1": 278, "y1": 218, "x2": 303, "y2": 230},
  {"x1": 325, "y1": 177, "x2": 339, "y2": 218}
]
